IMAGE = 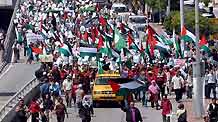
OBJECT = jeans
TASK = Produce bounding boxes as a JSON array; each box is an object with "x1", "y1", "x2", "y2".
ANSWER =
[
  {"x1": 175, "y1": 89, "x2": 182, "y2": 102},
  {"x1": 65, "y1": 90, "x2": 72, "y2": 107},
  {"x1": 57, "y1": 115, "x2": 65, "y2": 122},
  {"x1": 208, "y1": 83, "x2": 216, "y2": 99},
  {"x1": 186, "y1": 86, "x2": 192, "y2": 99},
  {"x1": 162, "y1": 115, "x2": 170, "y2": 122},
  {"x1": 32, "y1": 112, "x2": 39, "y2": 122}
]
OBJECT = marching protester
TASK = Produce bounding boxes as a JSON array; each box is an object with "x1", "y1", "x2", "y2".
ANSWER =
[
  {"x1": 121, "y1": 102, "x2": 143, "y2": 122},
  {"x1": 207, "y1": 98, "x2": 218, "y2": 122},
  {"x1": 148, "y1": 80, "x2": 160, "y2": 110},
  {"x1": 160, "y1": 95, "x2": 172, "y2": 122},
  {"x1": 79, "y1": 95, "x2": 94, "y2": 122},
  {"x1": 54, "y1": 98, "x2": 68, "y2": 122},
  {"x1": 13, "y1": 99, "x2": 28, "y2": 122},
  {"x1": 29, "y1": 98, "x2": 41, "y2": 122},
  {"x1": 42, "y1": 94, "x2": 54, "y2": 121},
  {"x1": 176, "y1": 103, "x2": 187, "y2": 122},
  {"x1": 172, "y1": 71, "x2": 184, "y2": 102},
  {"x1": 62, "y1": 75, "x2": 73, "y2": 107}
]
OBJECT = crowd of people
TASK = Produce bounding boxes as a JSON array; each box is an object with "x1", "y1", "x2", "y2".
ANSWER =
[{"x1": 10, "y1": 0, "x2": 218, "y2": 122}]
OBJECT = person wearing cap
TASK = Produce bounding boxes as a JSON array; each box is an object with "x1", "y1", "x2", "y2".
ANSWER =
[
  {"x1": 171, "y1": 71, "x2": 184, "y2": 102},
  {"x1": 120, "y1": 101, "x2": 143, "y2": 122},
  {"x1": 148, "y1": 80, "x2": 160, "y2": 110},
  {"x1": 63, "y1": 75, "x2": 73, "y2": 107}
]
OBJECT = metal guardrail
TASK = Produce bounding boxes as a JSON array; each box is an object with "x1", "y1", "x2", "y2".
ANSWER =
[
  {"x1": 0, "y1": 0, "x2": 21, "y2": 72},
  {"x1": 0, "y1": 78, "x2": 39, "y2": 121}
]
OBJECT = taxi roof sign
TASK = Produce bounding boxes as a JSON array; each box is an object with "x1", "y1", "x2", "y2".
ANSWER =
[{"x1": 96, "y1": 73, "x2": 120, "y2": 78}]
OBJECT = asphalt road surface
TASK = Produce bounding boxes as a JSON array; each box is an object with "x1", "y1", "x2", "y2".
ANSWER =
[{"x1": 47, "y1": 103, "x2": 163, "y2": 122}]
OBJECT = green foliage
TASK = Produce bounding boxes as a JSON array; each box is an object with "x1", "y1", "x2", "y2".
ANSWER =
[
  {"x1": 163, "y1": 11, "x2": 180, "y2": 33},
  {"x1": 163, "y1": 10, "x2": 210, "y2": 35},
  {"x1": 144, "y1": 0, "x2": 166, "y2": 11}
]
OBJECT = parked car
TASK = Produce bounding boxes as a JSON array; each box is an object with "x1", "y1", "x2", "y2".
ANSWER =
[{"x1": 127, "y1": 15, "x2": 147, "y2": 32}]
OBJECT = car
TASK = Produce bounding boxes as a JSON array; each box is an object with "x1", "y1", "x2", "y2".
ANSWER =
[
  {"x1": 92, "y1": 0, "x2": 111, "y2": 9},
  {"x1": 184, "y1": 0, "x2": 194, "y2": 6},
  {"x1": 92, "y1": 73, "x2": 124, "y2": 107},
  {"x1": 202, "y1": 12, "x2": 216, "y2": 18},
  {"x1": 110, "y1": 3, "x2": 129, "y2": 16},
  {"x1": 127, "y1": 15, "x2": 147, "y2": 32}
]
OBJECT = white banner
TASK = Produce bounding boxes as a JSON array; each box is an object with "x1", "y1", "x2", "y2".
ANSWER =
[
  {"x1": 26, "y1": 32, "x2": 44, "y2": 45},
  {"x1": 174, "y1": 59, "x2": 186, "y2": 66}
]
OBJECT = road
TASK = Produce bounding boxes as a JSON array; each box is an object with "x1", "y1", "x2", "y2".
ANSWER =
[{"x1": 48, "y1": 103, "x2": 163, "y2": 122}]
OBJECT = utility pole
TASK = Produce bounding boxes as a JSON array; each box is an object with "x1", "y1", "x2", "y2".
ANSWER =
[
  {"x1": 180, "y1": 0, "x2": 185, "y2": 56},
  {"x1": 180, "y1": 0, "x2": 184, "y2": 31},
  {"x1": 166, "y1": 0, "x2": 171, "y2": 16},
  {"x1": 192, "y1": 0, "x2": 204, "y2": 118}
]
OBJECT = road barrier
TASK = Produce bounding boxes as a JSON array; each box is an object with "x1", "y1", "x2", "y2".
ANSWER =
[{"x1": 0, "y1": 78, "x2": 40, "y2": 122}]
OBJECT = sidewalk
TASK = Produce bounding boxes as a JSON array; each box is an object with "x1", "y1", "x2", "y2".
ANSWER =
[{"x1": 138, "y1": 95, "x2": 208, "y2": 122}]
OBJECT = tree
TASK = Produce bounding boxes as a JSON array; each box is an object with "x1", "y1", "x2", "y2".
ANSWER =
[{"x1": 163, "y1": 11, "x2": 210, "y2": 35}]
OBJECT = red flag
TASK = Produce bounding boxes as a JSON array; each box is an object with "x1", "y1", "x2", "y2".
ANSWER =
[
  {"x1": 181, "y1": 26, "x2": 187, "y2": 36},
  {"x1": 91, "y1": 27, "x2": 96, "y2": 43},
  {"x1": 99, "y1": 16, "x2": 107, "y2": 26},
  {"x1": 83, "y1": 31, "x2": 88, "y2": 41},
  {"x1": 108, "y1": 80, "x2": 120, "y2": 93},
  {"x1": 147, "y1": 25, "x2": 157, "y2": 57},
  {"x1": 63, "y1": 12, "x2": 68, "y2": 20},
  {"x1": 97, "y1": 35, "x2": 104, "y2": 49},
  {"x1": 199, "y1": 35, "x2": 207, "y2": 47},
  {"x1": 127, "y1": 32, "x2": 133, "y2": 48},
  {"x1": 32, "y1": 47, "x2": 43, "y2": 54}
]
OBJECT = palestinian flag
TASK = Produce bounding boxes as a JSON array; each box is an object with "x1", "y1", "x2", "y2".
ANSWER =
[
  {"x1": 109, "y1": 79, "x2": 144, "y2": 93},
  {"x1": 15, "y1": 27, "x2": 24, "y2": 43},
  {"x1": 181, "y1": 26, "x2": 196, "y2": 43},
  {"x1": 98, "y1": 35, "x2": 113, "y2": 57},
  {"x1": 79, "y1": 47, "x2": 97, "y2": 57},
  {"x1": 147, "y1": 25, "x2": 158, "y2": 57},
  {"x1": 59, "y1": 43, "x2": 72, "y2": 57},
  {"x1": 114, "y1": 27, "x2": 127, "y2": 51},
  {"x1": 32, "y1": 47, "x2": 43, "y2": 54},
  {"x1": 199, "y1": 35, "x2": 210, "y2": 54},
  {"x1": 99, "y1": 16, "x2": 107, "y2": 26}
]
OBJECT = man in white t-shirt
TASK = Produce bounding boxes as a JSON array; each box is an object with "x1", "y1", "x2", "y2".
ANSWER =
[
  {"x1": 207, "y1": 70, "x2": 216, "y2": 99},
  {"x1": 63, "y1": 75, "x2": 73, "y2": 107},
  {"x1": 172, "y1": 71, "x2": 184, "y2": 102}
]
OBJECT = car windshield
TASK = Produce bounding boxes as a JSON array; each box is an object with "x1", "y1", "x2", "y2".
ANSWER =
[
  {"x1": 95, "y1": 78, "x2": 134, "y2": 85},
  {"x1": 114, "y1": 7, "x2": 128, "y2": 13},
  {"x1": 130, "y1": 17, "x2": 147, "y2": 24}
]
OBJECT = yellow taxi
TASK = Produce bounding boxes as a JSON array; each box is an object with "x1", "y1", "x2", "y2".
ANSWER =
[{"x1": 92, "y1": 73, "x2": 124, "y2": 105}]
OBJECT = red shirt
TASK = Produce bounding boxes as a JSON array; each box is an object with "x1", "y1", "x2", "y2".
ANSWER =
[
  {"x1": 161, "y1": 99, "x2": 172, "y2": 115},
  {"x1": 29, "y1": 101, "x2": 40, "y2": 113}
]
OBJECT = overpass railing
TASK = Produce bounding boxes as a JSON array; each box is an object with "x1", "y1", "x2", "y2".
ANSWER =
[
  {"x1": 0, "y1": 0, "x2": 21, "y2": 72},
  {"x1": 0, "y1": 78, "x2": 39, "y2": 121}
]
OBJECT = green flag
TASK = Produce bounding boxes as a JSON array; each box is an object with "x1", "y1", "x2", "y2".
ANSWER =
[{"x1": 114, "y1": 27, "x2": 127, "y2": 51}]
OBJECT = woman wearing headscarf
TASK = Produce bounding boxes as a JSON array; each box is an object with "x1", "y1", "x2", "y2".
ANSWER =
[{"x1": 148, "y1": 80, "x2": 160, "y2": 110}]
